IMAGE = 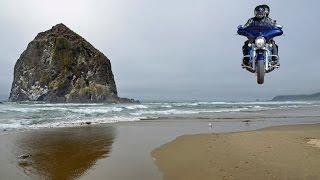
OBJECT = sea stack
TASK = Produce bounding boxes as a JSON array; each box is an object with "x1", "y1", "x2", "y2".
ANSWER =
[{"x1": 9, "y1": 23, "x2": 135, "y2": 103}]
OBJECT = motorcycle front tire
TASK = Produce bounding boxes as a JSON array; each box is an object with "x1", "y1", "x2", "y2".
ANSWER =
[{"x1": 256, "y1": 60, "x2": 265, "y2": 84}]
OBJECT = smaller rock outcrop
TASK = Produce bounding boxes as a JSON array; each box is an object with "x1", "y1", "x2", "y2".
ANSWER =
[{"x1": 9, "y1": 23, "x2": 136, "y2": 103}]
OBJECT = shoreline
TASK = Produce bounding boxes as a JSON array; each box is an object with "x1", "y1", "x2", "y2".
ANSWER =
[
  {"x1": 1, "y1": 105, "x2": 320, "y2": 135},
  {"x1": 0, "y1": 106, "x2": 320, "y2": 179}
]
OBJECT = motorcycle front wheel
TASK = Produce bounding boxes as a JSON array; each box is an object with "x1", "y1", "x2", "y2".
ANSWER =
[{"x1": 256, "y1": 60, "x2": 265, "y2": 84}]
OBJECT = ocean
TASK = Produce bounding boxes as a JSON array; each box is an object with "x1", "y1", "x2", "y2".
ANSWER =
[{"x1": 0, "y1": 101, "x2": 319, "y2": 131}]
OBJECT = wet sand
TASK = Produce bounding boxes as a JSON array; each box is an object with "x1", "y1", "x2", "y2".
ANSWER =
[
  {"x1": 152, "y1": 124, "x2": 320, "y2": 180},
  {"x1": 0, "y1": 125, "x2": 116, "y2": 180},
  {"x1": 0, "y1": 107, "x2": 320, "y2": 179}
]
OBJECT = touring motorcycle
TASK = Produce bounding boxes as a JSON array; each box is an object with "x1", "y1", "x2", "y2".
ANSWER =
[{"x1": 237, "y1": 24, "x2": 283, "y2": 84}]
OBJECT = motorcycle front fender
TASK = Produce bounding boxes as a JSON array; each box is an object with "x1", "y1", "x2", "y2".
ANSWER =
[{"x1": 256, "y1": 53, "x2": 265, "y2": 61}]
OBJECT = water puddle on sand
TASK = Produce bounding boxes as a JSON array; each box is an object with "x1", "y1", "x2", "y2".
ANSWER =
[{"x1": 307, "y1": 139, "x2": 320, "y2": 148}]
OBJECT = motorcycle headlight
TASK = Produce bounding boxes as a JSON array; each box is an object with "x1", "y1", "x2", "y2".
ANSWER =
[{"x1": 255, "y1": 37, "x2": 266, "y2": 48}]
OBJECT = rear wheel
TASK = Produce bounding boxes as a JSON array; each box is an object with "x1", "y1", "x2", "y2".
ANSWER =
[{"x1": 256, "y1": 60, "x2": 265, "y2": 84}]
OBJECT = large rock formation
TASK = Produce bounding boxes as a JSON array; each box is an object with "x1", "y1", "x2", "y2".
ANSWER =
[{"x1": 9, "y1": 23, "x2": 135, "y2": 103}]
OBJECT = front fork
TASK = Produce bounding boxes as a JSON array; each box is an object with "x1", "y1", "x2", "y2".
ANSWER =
[
  {"x1": 247, "y1": 47, "x2": 269, "y2": 73},
  {"x1": 242, "y1": 46, "x2": 279, "y2": 73}
]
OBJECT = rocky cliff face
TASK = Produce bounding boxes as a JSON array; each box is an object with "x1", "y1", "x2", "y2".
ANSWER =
[{"x1": 9, "y1": 23, "x2": 134, "y2": 103}]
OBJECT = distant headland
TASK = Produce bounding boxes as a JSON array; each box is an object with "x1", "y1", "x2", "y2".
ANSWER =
[{"x1": 271, "y1": 92, "x2": 320, "y2": 101}]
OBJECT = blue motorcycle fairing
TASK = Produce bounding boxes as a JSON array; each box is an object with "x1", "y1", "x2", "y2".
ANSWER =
[{"x1": 237, "y1": 25, "x2": 283, "y2": 42}]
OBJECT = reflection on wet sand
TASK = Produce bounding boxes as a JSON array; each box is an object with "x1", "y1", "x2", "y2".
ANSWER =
[{"x1": 14, "y1": 125, "x2": 116, "y2": 179}]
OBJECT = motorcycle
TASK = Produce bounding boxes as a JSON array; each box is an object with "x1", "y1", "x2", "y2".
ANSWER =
[{"x1": 237, "y1": 24, "x2": 283, "y2": 84}]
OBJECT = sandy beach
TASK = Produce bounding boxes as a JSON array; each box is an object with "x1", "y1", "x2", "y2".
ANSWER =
[
  {"x1": 152, "y1": 124, "x2": 320, "y2": 180},
  {"x1": 0, "y1": 107, "x2": 320, "y2": 179}
]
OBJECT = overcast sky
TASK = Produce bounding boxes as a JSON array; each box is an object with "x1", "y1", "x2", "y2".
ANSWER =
[{"x1": 0, "y1": 0, "x2": 319, "y2": 101}]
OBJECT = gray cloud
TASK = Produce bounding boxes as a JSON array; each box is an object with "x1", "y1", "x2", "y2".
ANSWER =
[{"x1": 1, "y1": 0, "x2": 319, "y2": 101}]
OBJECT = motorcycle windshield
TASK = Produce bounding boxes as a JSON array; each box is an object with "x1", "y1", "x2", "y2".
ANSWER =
[{"x1": 237, "y1": 26, "x2": 283, "y2": 41}]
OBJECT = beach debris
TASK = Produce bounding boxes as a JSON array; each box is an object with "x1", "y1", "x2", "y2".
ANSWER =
[
  {"x1": 80, "y1": 121, "x2": 92, "y2": 125},
  {"x1": 307, "y1": 139, "x2": 320, "y2": 148},
  {"x1": 18, "y1": 154, "x2": 32, "y2": 159},
  {"x1": 18, "y1": 160, "x2": 32, "y2": 167}
]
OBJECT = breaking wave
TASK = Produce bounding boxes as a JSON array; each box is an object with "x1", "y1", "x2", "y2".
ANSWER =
[{"x1": 0, "y1": 100, "x2": 319, "y2": 131}]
